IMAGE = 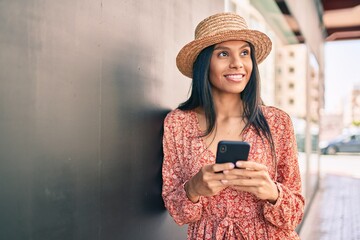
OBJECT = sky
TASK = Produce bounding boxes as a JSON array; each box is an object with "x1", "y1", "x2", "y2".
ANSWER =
[{"x1": 324, "y1": 39, "x2": 360, "y2": 113}]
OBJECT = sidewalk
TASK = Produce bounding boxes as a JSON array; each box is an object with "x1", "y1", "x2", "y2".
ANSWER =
[{"x1": 299, "y1": 174, "x2": 360, "y2": 240}]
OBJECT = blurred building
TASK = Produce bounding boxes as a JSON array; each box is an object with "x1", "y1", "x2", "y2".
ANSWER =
[
  {"x1": 275, "y1": 45, "x2": 307, "y2": 117},
  {"x1": 351, "y1": 85, "x2": 360, "y2": 123},
  {"x1": 275, "y1": 45, "x2": 323, "y2": 123}
]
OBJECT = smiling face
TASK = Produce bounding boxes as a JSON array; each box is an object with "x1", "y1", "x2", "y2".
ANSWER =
[{"x1": 209, "y1": 40, "x2": 253, "y2": 96}]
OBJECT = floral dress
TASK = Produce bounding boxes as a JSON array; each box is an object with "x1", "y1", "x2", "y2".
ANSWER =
[{"x1": 162, "y1": 106, "x2": 305, "y2": 240}]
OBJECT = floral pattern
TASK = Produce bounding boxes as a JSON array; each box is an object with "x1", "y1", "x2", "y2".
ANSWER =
[{"x1": 162, "y1": 106, "x2": 305, "y2": 239}]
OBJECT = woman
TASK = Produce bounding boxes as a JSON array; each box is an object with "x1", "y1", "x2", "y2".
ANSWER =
[{"x1": 162, "y1": 12, "x2": 305, "y2": 239}]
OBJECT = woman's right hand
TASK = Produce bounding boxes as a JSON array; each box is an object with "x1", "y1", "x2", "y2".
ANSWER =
[{"x1": 184, "y1": 163, "x2": 235, "y2": 203}]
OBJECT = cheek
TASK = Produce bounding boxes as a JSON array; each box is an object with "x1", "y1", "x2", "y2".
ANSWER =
[
  {"x1": 209, "y1": 60, "x2": 217, "y2": 74},
  {"x1": 245, "y1": 65, "x2": 253, "y2": 80},
  {"x1": 245, "y1": 59, "x2": 253, "y2": 72},
  {"x1": 208, "y1": 71, "x2": 218, "y2": 87},
  {"x1": 209, "y1": 62, "x2": 221, "y2": 83}
]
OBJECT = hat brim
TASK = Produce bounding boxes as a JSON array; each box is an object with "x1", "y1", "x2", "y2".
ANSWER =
[{"x1": 176, "y1": 29, "x2": 272, "y2": 78}]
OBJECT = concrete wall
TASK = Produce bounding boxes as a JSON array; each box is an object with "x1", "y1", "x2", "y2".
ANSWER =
[{"x1": 0, "y1": 1, "x2": 223, "y2": 239}]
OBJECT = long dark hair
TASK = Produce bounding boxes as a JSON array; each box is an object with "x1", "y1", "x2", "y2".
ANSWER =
[{"x1": 178, "y1": 43, "x2": 276, "y2": 165}]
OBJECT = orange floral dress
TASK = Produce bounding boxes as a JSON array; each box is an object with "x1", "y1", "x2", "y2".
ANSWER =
[{"x1": 162, "y1": 106, "x2": 305, "y2": 240}]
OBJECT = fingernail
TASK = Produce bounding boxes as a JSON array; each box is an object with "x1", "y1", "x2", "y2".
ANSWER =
[
  {"x1": 221, "y1": 179, "x2": 228, "y2": 184},
  {"x1": 229, "y1": 163, "x2": 235, "y2": 168},
  {"x1": 236, "y1": 162, "x2": 242, "y2": 167}
]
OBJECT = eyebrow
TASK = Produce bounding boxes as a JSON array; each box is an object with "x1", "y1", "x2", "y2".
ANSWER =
[{"x1": 214, "y1": 43, "x2": 250, "y2": 51}]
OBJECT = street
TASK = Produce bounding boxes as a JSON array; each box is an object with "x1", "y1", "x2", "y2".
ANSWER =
[
  {"x1": 300, "y1": 153, "x2": 360, "y2": 240},
  {"x1": 320, "y1": 153, "x2": 360, "y2": 178}
]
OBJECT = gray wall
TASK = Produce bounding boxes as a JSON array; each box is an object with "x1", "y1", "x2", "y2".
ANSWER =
[{"x1": 0, "y1": 0, "x2": 222, "y2": 239}]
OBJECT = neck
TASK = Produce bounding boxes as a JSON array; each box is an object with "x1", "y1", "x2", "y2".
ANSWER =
[{"x1": 212, "y1": 92, "x2": 244, "y2": 118}]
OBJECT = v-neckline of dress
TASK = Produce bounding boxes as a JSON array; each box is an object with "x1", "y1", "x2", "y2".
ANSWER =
[
  {"x1": 189, "y1": 109, "x2": 251, "y2": 159},
  {"x1": 189, "y1": 110, "x2": 217, "y2": 158}
]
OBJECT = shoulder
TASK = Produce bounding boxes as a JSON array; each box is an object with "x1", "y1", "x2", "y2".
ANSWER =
[
  {"x1": 260, "y1": 105, "x2": 293, "y2": 127},
  {"x1": 164, "y1": 109, "x2": 198, "y2": 139},
  {"x1": 164, "y1": 108, "x2": 194, "y2": 128}
]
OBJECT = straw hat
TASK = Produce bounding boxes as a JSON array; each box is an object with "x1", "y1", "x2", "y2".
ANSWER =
[{"x1": 176, "y1": 12, "x2": 272, "y2": 78}]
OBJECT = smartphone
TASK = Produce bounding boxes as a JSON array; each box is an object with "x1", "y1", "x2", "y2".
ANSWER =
[{"x1": 216, "y1": 140, "x2": 250, "y2": 165}]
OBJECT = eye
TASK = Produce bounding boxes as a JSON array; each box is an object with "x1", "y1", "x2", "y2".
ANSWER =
[
  {"x1": 218, "y1": 51, "x2": 229, "y2": 57},
  {"x1": 241, "y1": 49, "x2": 250, "y2": 56}
]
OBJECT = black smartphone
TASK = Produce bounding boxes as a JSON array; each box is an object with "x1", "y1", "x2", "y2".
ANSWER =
[{"x1": 216, "y1": 140, "x2": 250, "y2": 165}]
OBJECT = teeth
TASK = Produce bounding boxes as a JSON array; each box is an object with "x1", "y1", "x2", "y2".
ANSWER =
[{"x1": 225, "y1": 74, "x2": 243, "y2": 80}]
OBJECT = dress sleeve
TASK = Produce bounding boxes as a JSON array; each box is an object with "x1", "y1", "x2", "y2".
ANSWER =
[
  {"x1": 161, "y1": 113, "x2": 203, "y2": 225},
  {"x1": 263, "y1": 112, "x2": 305, "y2": 230}
]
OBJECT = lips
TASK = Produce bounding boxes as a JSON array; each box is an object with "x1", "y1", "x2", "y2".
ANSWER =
[{"x1": 224, "y1": 73, "x2": 245, "y2": 82}]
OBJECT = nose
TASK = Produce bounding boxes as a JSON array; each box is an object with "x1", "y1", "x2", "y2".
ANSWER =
[{"x1": 229, "y1": 55, "x2": 244, "y2": 69}]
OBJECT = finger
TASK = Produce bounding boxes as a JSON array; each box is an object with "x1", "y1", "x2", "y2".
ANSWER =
[
  {"x1": 227, "y1": 168, "x2": 268, "y2": 179},
  {"x1": 211, "y1": 162, "x2": 235, "y2": 173},
  {"x1": 224, "y1": 178, "x2": 259, "y2": 187},
  {"x1": 230, "y1": 185, "x2": 256, "y2": 193},
  {"x1": 236, "y1": 161, "x2": 268, "y2": 171},
  {"x1": 230, "y1": 185, "x2": 275, "y2": 201},
  {"x1": 219, "y1": 173, "x2": 244, "y2": 182},
  {"x1": 201, "y1": 165, "x2": 236, "y2": 181},
  {"x1": 208, "y1": 172, "x2": 235, "y2": 181}
]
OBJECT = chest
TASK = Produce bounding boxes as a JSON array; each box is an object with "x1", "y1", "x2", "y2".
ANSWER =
[{"x1": 201, "y1": 119, "x2": 247, "y2": 156}]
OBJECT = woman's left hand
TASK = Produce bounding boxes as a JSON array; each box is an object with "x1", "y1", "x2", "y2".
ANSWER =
[{"x1": 222, "y1": 161, "x2": 279, "y2": 204}]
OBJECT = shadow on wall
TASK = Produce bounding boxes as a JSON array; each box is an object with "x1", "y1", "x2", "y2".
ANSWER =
[
  {"x1": 99, "y1": 42, "x2": 185, "y2": 239},
  {"x1": 138, "y1": 108, "x2": 170, "y2": 214}
]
